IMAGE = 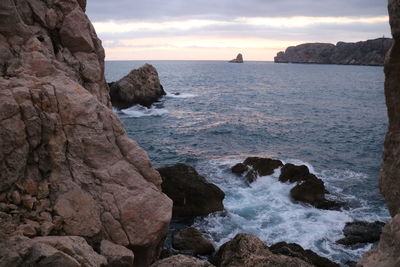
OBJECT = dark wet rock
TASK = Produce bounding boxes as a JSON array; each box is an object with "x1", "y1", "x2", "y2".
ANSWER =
[
  {"x1": 270, "y1": 242, "x2": 339, "y2": 267},
  {"x1": 345, "y1": 261, "x2": 357, "y2": 267},
  {"x1": 151, "y1": 254, "x2": 214, "y2": 267},
  {"x1": 336, "y1": 221, "x2": 385, "y2": 246},
  {"x1": 231, "y1": 163, "x2": 248, "y2": 175},
  {"x1": 279, "y1": 163, "x2": 311, "y2": 183},
  {"x1": 229, "y1": 53, "x2": 243, "y2": 63},
  {"x1": 158, "y1": 163, "x2": 225, "y2": 217},
  {"x1": 172, "y1": 227, "x2": 215, "y2": 255},
  {"x1": 212, "y1": 233, "x2": 312, "y2": 267},
  {"x1": 109, "y1": 63, "x2": 166, "y2": 109},
  {"x1": 274, "y1": 38, "x2": 393, "y2": 66},
  {"x1": 245, "y1": 170, "x2": 258, "y2": 183}
]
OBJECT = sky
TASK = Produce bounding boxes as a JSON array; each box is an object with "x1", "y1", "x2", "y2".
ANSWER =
[{"x1": 86, "y1": 0, "x2": 391, "y2": 61}]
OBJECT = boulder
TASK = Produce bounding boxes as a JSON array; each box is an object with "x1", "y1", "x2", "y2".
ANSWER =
[
  {"x1": 274, "y1": 38, "x2": 393, "y2": 66},
  {"x1": 172, "y1": 227, "x2": 215, "y2": 255},
  {"x1": 0, "y1": 1, "x2": 173, "y2": 266},
  {"x1": 229, "y1": 53, "x2": 244, "y2": 63},
  {"x1": 158, "y1": 163, "x2": 224, "y2": 217},
  {"x1": 100, "y1": 240, "x2": 134, "y2": 267},
  {"x1": 211, "y1": 233, "x2": 312, "y2": 267},
  {"x1": 151, "y1": 254, "x2": 214, "y2": 267},
  {"x1": 109, "y1": 63, "x2": 166, "y2": 108},
  {"x1": 279, "y1": 163, "x2": 311, "y2": 183},
  {"x1": 270, "y1": 242, "x2": 339, "y2": 267},
  {"x1": 0, "y1": 236, "x2": 107, "y2": 267},
  {"x1": 231, "y1": 157, "x2": 283, "y2": 183},
  {"x1": 336, "y1": 221, "x2": 385, "y2": 246}
]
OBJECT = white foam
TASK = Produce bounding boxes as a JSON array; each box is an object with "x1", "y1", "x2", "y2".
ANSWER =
[
  {"x1": 115, "y1": 105, "x2": 169, "y2": 118},
  {"x1": 165, "y1": 91, "x2": 198, "y2": 98}
]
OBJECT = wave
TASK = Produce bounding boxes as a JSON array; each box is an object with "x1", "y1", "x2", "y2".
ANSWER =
[
  {"x1": 113, "y1": 105, "x2": 169, "y2": 118},
  {"x1": 165, "y1": 91, "x2": 198, "y2": 98}
]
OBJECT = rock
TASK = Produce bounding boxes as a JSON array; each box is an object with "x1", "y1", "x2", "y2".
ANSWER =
[
  {"x1": 172, "y1": 227, "x2": 215, "y2": 255},
  {"x1": 279, "y1": 163, "x2": 311, "y2": 183},
  {"x1": 100, "y1": 240, "x2": 134, "y2": 267},
  {"x1": 229, "y1": 53, "x2": 244, "y2": 63},
  {"x1": 231, "y1": 163, "x2": 248, "y2": 175},
  {"x1": 10, "y1": 191, "x2": 21, "y2": 205},
  {"x1": 109, "y1": 63, "x2": 166, "y2": 109},
  {"x1": 158, "y1": 163, "x2": 224, "y2": 217},
  {"x1": 274, "y1": 38, "x2": 393, "y2": 66},
  {"x1": 0, "y1": 236, "x2": 107, "y2": 267},
  {"x1": 40, "y1": 222, "x2": 55, "y2": 236},
  {"x1": 151, "y1": 254, "x2": 214, "y2": 267},
  {"x1": 359, "y1": 214, "x2": 400, "y2": 266},
  {"x1": 336, "y1": 221, "x2": 385, "y2": 246},
  {"x1": 18, "y1": 223, "x2": 37, "y2": 237},
  {"x1": 0, "y1": 1, "x2": 172, "y2": 266},
  {"x1": 212, "y1": 233, "x2": 312, "y2": 267},
  {"x1": 270, "y1": 242, "x2": 339, "y2": 267}
]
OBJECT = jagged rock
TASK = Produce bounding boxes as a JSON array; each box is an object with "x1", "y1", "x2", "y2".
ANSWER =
[
  {"x1": 270, "y1": 242, "x2": 339, "y2": 267},
  {"x1": 0, "y1": 236, "x2": 107, "y2": 267},
  {"x1": 274, "y1": 38, "x2": 393, "y2": 66},
  {"x1": 359, "y1": 1, "x2": 400, "y2": 266},
  {"x1": 100, "y1": 240, "x2": 134, "y2": 267},
  {"x1": 158, "y1": 163, "x2": 224, "y2": 217},
  {"x1": 229, "y1": 53, "x2": 244, "y2": 63},
  {"x1": 279, "y1": 163, "x2": 311, "y2": 183},
  {"x1": 336, "y1": 221, "x2": 385, "y2": 246},
  {"x1": 151, "y1": 254, "x2": 214, "y2": 267},
  {"x1": 172, "y1": 227, "x2": 215, "y2": 255},
  {"x1": 212, "y1": 233, "x2": 312, "y2": 267},
  {"x1": 0, "y1": 0, "x2": 172, "y2": 266},
  {"x1": 109, "y1": 63, "x2": 166, "y2": 108},
  {"x1": 231, "y1": 157, "x2": 283, "y2": 183}
]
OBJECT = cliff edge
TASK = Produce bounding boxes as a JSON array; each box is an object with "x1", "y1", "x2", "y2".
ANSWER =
[
  {"x1": 0, "y1": 0, "x2": 172, "y2": 266},
  {"x1": 275, "y1": 38, "x2": 393, "y2": 66}
]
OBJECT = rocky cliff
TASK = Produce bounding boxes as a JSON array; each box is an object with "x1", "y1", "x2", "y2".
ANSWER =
[
  {"x1": 0, "y1": 0, "x2": 172, "y2": 266},
  {"x1": 358, "y1": 1, "x2": 400, "y2": 266},
  {"x1": 274, "y1": 38, "x2": 393, "y2": 66}
]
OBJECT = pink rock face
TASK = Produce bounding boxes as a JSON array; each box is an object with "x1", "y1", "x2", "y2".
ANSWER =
[{"x1": 0, "y1": 0, "x2": 172, "y2": 266}]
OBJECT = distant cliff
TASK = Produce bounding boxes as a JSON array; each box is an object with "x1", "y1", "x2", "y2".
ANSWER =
[{"x1": 274, "y1": 38, "x2": 393, "y2": 66}]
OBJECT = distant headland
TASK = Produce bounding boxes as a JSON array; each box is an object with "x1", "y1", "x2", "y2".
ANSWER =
[{"x1": 274, "y1": 38, "x2": 393, "y2": 66}]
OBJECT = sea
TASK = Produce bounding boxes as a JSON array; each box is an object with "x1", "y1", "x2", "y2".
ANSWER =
[{"x1": 105, "y1": 60, "x2": 390, "y2": 265}]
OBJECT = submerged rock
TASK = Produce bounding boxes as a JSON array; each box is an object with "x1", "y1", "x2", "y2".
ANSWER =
[
  {"x1": 212, "y1": 233, "x2": 312, "y2": 267},
  {"x1": 336, "y1": 221, "x2": 385, "y2": 246},
  {"x1": 151, "y1": 254, "x2": 214, "y2": 267},
  {"x1": 109, "y1": 63, "x2": 166, "y2": 108},
  {"x1": 274, "y1": 38, "x2": 393, "y2": 66},
  {"x1": 270, "y1": 242, "x2": 339, "y2": 267},
  {"x1": 158, "y1": 163, "x2": 225, "y2": 217},
  {"x1": 229, "y1": 53, "x2": 244, "y2": 63},
  {"x1": 172, "y1": 227, "x2": 215, "y2": 255}
]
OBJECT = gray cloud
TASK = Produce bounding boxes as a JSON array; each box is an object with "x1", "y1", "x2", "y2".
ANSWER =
[{"x1": 87, "y1": 0, "x2": 387, "y2": 22}]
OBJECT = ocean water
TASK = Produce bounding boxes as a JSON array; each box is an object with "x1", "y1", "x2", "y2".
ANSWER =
[{"x1": 105, "y1": 60, "x2": 390, "y2": 265}]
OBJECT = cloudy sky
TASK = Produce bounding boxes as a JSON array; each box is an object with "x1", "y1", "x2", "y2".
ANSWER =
[{"x1": 86, "y1": 0, "x2": 391, "y2": 61}]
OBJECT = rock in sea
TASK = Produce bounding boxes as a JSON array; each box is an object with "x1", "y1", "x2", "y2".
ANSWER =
[
  {"x1": 336, "y1": 221, "x2": 385, "y2": 246},
  {"x1": 172, "y1": 227, "x2": 215, "y2": 255},
  {"x1": 229, "y1": 53, "x2": 244, "y2": 63},
  {"x1": 109, "y1": 63, "x2": 166, "y2": 108}
]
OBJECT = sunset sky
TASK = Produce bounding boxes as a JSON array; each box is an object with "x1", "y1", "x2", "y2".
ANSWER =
[{"x1": 86, "y1": 0, "x2": 391, "y2": 61}]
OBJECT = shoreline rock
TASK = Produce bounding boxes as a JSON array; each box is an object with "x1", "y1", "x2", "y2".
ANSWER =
[
  {"x1": 172, "y1": 227, "x2": 215, "y2": 255},
  {"x1": 109, "y1": 63, "x2": 166, "y2": 109},
  {"x1": 274, "y1": 38, "x2": 393, "y2": 66},
  {"x1": 337, "y1": 221, "x2": 385, "y2": 246}
]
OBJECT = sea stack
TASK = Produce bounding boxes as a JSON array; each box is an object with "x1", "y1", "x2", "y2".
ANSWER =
[
  {"x1": 109, "y1": 63, "x2": 166, "y2": 109},
  {"x1": 229, "y1": 53, "x2": 244, "y2": 63},
  {"x1": 0, "y1": 0, "x2": 172, "y2": 266}
]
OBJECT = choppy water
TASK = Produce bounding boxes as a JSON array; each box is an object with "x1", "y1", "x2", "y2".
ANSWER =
[{"x1": 106, "y1": 60, "x2": 390, "y2": 265}]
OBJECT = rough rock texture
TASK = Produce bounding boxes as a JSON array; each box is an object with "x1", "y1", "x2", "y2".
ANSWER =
[
  {"x1": 151, "y1": 255, "x2": 214, "y2": 267},
  {"x1": 336, "y1": 221, "x2": 385, "y2": 246},
  {"x1": 211, "y1": 233, "x2": 312, "y2": 267},
  {"x1": 0, "y1": 236, "x2": 107, "y2": 267},
  {"x1": 229, "y1": 53, "x2": 244, "y2": 63},
  {"x1": 158, "y1": 163, "x2": 225, "y2": 217},
  {"x1": 231, "y1": 157, "x2": 283, "y2": 183},
  {"x1": 109, "y1": 63, "x2": 166, "y2": 109},
  {"x1": 0, "y1": 0, "x2": 172, "y2": 266},
  {"x1": 279, "y1": 163, "x2": 311, "y2": 183},
  {"x1": 270, "y1": 242, "x2": 339, "y2": 267},
  {"x1": 274, "y1": 38, "x2": 393, "y2": 66},
  {"x1": 172, "y1": 227, "x2": 215, "y2": 255},
  {"x1": 358, "y1": 1, "x2": 400, "y2": 265},
  {"x1": 100, "y1": 240, "x2": 134, "y2": 267}
]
